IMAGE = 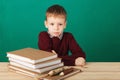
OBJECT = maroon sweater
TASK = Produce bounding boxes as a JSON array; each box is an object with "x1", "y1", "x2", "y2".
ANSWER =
[{"x1": 38, "y1": 31, "x2": 86, "y2": 66}]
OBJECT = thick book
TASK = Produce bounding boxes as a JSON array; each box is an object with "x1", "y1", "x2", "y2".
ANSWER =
[
  {"x1": 9, "y1": 57, "x2": 62, "y2": 69},
  {"x1": 7, "y1": 48, "x2": 57, "y2": 64},
  {"x1": 10, "y1": 61, "x2": 64, "y2": 73},
  {"x1": 8, "y1": 65, "x2": 39, "y2": 77}
]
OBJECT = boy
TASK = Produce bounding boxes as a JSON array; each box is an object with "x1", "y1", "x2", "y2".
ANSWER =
[{"x1": 38, "y1": 4, "x2": 86, "y2": 66}]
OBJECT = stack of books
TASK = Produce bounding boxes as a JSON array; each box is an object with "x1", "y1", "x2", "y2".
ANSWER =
[{"x1": 7, "y1": 48, "x2": 64, "y2": 77}]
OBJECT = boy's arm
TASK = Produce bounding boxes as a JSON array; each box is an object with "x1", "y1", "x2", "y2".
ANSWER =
[
  {"x1": 59, "y1": 33, "x2": 86, "y2": 66},
  {"x1": 38, "y1": 32, "x2": 52, "y2": 52},
  {"x1": 59, "y1": 52, "x2": 85, "y2": 66},
  {"x1": 69, "y1": 34, "x2": 85, "y2": 58}
]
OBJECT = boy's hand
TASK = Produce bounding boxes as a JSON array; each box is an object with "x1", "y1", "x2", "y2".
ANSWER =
[
  {"x1": 52, "y1": 50, "x2": 57, "y2": 54},
  {"x1": 75, "y1": 57, "x2": 86, "y2": 66}
]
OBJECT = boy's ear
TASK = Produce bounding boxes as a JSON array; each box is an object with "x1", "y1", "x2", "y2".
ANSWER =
[
  {"x1": 44, "y1": 20, "x2": 48, "y2": 28},
  {"x1": 64, "y1": 21, "x2": 67, "y2": 29}
]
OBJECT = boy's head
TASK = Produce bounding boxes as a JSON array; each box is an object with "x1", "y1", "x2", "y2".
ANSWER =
[
  {"x1": 46, "y1": 4, "x2": 67, "y2": 20},
  {"x1": 45, "y1": 4, "x2": 67, "y2": 37}
]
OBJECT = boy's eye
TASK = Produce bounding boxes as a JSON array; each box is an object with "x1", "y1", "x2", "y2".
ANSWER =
[
  {"x1": 50, "y1": 23, "x2": 54, "y2": 25},
  {"x1": 59, "y1": 23, "x2": 63, "y2": 26}
]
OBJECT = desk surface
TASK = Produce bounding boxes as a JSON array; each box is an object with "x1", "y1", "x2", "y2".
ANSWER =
[{"x1": 0, "y1": 62, "x2": 120, "y2": 80}]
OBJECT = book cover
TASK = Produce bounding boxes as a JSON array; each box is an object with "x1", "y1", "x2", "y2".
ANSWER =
[{"x1": 7, "y1": 48, "x2": 57, "y2": 64}]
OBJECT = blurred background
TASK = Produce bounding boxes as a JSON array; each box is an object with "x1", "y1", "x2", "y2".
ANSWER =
[{"x1": 0, "y1": 0, "x2": 120, "y2": 62}]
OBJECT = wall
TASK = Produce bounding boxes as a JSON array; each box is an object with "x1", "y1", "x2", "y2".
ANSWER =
[{"x1": 0, "y1": 0, "x2": 120, "y2": 62}]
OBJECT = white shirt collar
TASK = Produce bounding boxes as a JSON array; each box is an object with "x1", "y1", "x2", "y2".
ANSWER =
[{"x1": 48, "y1": 31, "x2": 63, "y2": 40}]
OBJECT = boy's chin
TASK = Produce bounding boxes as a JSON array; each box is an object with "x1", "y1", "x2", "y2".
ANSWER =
[
  {"x1": 54, "y1": 35, "x2": 59, "y2": 37},
  {"x1": 53, "y1": 34, "x2": 60, "y2": 37}
]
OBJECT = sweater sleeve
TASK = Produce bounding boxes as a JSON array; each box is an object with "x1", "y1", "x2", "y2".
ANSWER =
[
  {"x1": 69, "y1": 33, "x2": 86, "y2": 59},
  {"x1": 59, "y1": 33, "x2": 86, "y2": 66},
  {"x1": 59, "y1": 55, "x2": 76, "y2": 66},
  {"x1": 38, "y1": 32, "x2": 52, "y2": 52}
]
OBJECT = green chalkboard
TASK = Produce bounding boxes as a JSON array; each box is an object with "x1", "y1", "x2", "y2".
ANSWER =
[{"x1": 0, "y1": 0, "x2": 120, "y2": 62}]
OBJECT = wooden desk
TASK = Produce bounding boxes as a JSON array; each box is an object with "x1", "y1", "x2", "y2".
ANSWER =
[{"x1": 0, "y1": 62, "x2": 120, "y2": 80}]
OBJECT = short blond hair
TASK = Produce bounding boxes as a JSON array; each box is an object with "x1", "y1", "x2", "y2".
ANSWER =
[{"x1": 46, "y1": 4, "x2": 67, "y2": 20}]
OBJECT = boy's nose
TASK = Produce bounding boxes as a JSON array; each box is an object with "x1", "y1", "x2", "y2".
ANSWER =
[{"x1": 54, "y1": 25, "x2": 59, "y2": 30}]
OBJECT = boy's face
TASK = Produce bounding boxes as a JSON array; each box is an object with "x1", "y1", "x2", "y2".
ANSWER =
[{"x1": 45, "y1": 16, "x2": 66, "y2": 37}]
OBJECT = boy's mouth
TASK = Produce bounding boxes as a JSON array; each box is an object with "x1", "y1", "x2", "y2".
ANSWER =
[{"x1": 54, "y1": 32, "x2": 60, "y2": 36}]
